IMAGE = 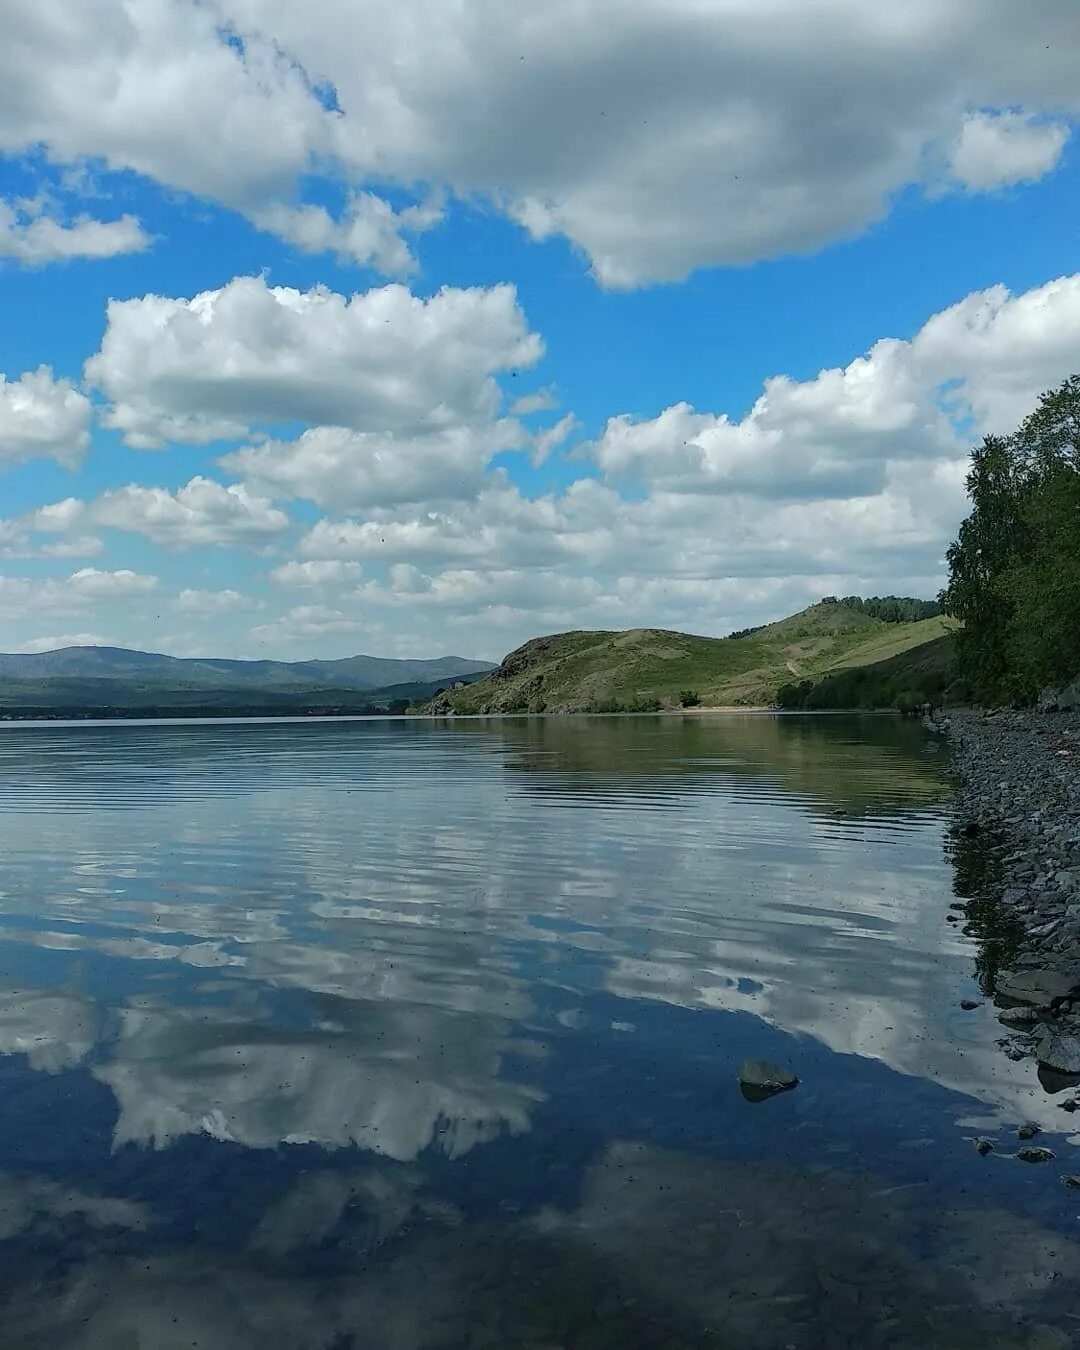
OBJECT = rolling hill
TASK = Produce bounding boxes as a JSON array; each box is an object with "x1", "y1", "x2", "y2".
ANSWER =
[
  {"x1": 0, "y1": 646, "x2": 494, "y2": 716},
  {"x1": 422, "y1": 602, "x2": 956, "y2": 714}
]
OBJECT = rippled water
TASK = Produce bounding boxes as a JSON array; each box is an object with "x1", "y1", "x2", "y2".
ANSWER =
[{"x1": 0, "y1": 713, "x2": 1076, "y2": 1347}]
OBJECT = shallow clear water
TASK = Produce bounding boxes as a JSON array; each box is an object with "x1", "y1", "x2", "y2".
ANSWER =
[{"x1": 0, "y1": 713, "x2": 1076, "y2": 1348}]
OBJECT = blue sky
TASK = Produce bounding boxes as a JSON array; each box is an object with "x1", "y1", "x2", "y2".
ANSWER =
[{"x1": 1, "y1": 1, "x2": 1079, "y2": 661}]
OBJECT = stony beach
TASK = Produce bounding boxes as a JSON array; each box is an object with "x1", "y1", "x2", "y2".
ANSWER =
[{"x1": 944, "y1": 706, "x2": 1080, "y2": 1086}]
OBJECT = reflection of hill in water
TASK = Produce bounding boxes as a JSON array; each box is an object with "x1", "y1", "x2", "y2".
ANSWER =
[
  {"x1": 449, "y1": 713, "x2": 949, "y2": 816},
  {"x1": 0, "y1": 713, "x2": 947, "y2": 819}
]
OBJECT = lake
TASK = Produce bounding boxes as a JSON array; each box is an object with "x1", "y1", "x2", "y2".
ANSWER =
[{"x1": 0, "y1": 713, "x2": 1076, "y2": 1348}]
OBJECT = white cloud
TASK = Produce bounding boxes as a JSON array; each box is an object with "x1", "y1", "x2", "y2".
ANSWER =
[
  {"x1": 92, "y1": 477, "x2": 289, "y2": 548},
  {"x1": 532, "y1": 412, "x2": 578, "y2": 466},
  {"x1": 250, "y1": 192, "x2": 440, "y2": 273},
  {"x1": 1, "y1": 3, "x2": 1077, "y2": 285},
  {"x1": 0, "y1": 197, "x2": 149, "y2": 264},
  {"x1": 510, "y1": 387, "x2": 558, "y2": 416},
  {"x1": 223, "y1": 422, "x2": 525, "y2": 511},
  {"x1": 86, "y1": 275, "x2": 541, "y2": 449},
  {"x1": 250, "y1": 604, "x2": 365, "y2": 645},
  {"x1": 0, "y1": 499, "x2": 103, "y2": 560},
  {"x1": 0, "y1": 569, "x2": 158, "y2": 620},
  {"x1": 12, "y1": 633, "x2": 108, "y2": 653},
  {"x1": 948, "y1": 111, "x2": 1070, "y2": 191},
  {"x1": 593, "y1": 274, "x2": 1080, "y2": 498},
  {"x1": 268, "y1": 560, "x2": 362, "y2": 588},
  {"x1": 175, "y1": 588, "x2": 249, "y2": 616},
  {"x1": 267, "y1": 270, "x2": 1080, "y2": 656},
  {"x1": 0, "y1": 366, "x2": 91, "y2": 467}
]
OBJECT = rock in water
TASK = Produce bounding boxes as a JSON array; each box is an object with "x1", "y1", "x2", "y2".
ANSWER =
[
  {"x1": 960, "y1": 999, "x2": 981, "y2": 1011},
  {"x1": 974, "y1": 1137, "x2": 995, "y2": 1156},
  {"x1": 1035, "y1": 1026, "x2": 1080, "y2": 1075},
  {"x1": 1017, "y1": 1123, "x2": 1041, "y2": 1140},
  {"x1": 1062, "y1": 1175, "x2": 1080, "y2": 1189},
  {"x1": 996, "y1": 969, "x2": 1080, "y2": 1007},
  {"x1": 737, "y1": 1059, "x2": 797, "y2": 1101},
  {"x1": 1017, "y1": 1146, "x2": 1055, "y2": 1164}
]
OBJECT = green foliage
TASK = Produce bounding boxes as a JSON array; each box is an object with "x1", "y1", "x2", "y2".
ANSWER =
[
  {"x1": 776, "y1": 636, "x2": 955, "y2": 711},
  {"x1": 679, "y1": 689, "x2": 702, "y2": 707},
  {"x1": 943, "y1": 375, "x2": 1080, "y2": 703},
  {"x1": 829, "y1": 595, "x2": 943, "y2": 624}
]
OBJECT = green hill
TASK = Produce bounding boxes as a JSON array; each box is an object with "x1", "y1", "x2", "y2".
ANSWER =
[{"x1": 422, "y1": 603, "x2": 955, "y2": 714}]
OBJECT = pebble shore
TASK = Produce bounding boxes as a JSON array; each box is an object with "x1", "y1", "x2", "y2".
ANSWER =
[{"x1": 944, "y1": 707, "x2": 1080, "y2": 1084}]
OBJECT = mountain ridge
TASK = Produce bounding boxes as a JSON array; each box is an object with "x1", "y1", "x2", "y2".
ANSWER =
[
  {"x1": 422, "y1": 603, "x2": 955, "y2": 714},
  {"x1": 0, "y1": 645, "x2": 494, "y2": 692}
]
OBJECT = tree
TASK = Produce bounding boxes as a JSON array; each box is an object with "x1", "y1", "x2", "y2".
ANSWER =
[{"x1": 943, "y1": 374, "x2": 1080, "y2": 702}]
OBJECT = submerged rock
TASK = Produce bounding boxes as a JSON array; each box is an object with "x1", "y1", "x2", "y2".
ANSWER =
[
  {"x1": 1062, "y1": 1175, "x2": 1080, "y2": 1189},
  {"x1": 737, "y1": 1059, "x2": 797, "y2": 1101},
  {"x1": 1017, "y1": 1147, "x2": 1056, "y2": 1164},
  {"x1": 960, "y1": 999, "x2": 982, "y2": 1011},
  {"x1": 1017, "y1": 1123, "x2": 1041, "y2": 1140},
  {"x1": 974, "y1": 1137, "x2": 995, "y2": 1157}
]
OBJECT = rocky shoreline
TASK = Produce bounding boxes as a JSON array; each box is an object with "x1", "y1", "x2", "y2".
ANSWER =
[{"x1": 943, "y1": 706, "x2": 1080, "y2": 1087}]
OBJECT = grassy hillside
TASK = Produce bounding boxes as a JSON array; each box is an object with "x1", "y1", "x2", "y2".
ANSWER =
[
  {"x1": 422, "y1": 603, "x2": 956, "y2": 714},
  {"x1": 777, "y1": 633, "x2": 957, "y2": 710}
]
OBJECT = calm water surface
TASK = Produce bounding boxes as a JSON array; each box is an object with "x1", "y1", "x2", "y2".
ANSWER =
[{"x1": 0, "y1": 713, "x2": 1076, "y2": 1348}]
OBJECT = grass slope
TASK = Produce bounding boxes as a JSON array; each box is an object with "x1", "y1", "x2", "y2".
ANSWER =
[
  {"x1": 778, "y1": 632, "x2": 957, "y2": 710},
  {"x1": 423, "y1": 604, "x2": 955, "y2": 714}
]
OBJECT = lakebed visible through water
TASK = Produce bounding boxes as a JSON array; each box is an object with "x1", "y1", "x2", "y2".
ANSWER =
[{"x1": 0, "y1": 712, "x2": 1076, "y2": 1347}]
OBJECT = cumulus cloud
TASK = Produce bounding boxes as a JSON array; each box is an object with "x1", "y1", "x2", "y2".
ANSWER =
[
  {"x1": 268, "y1": 560, "x2": 362, "y2": 588},
  {"x1": 12, "y1": 633, "x2": 108, "y2": 653},
  {"x1": 0, "y1": 499, "x2": 103, "y2": 559},
  {"x1": 250, "y1": 192, "x2": 441, "y2": 273},
  {"x1": 0, "y1": 569, "x2": 158, "y2": 620},
  {"x1": 1, "y1": 2, "x2": 1077, "y2": 285},
  {"x1": 92, "y1": 477, "x2": 289, "y2": 548},
  {"x1": 223, "y1": 423, "x2": 526, "y2": 511},
  {"x1": 268, "y1": 270, "x2": 1080, "y2": 655},
  {"x1": 85, "y1": 275, "x2": 541, "y2": 449},
  {"x1": 592, "y1": 274, "x2": 1080, "y2": 498},
  {"x1": 175, "y1": 588, "x2": 250, "y2": 616},
  {"x1": 0, "y1": 197, "x2": 150, "y2": 264},
  {"x1": 948, "y1": 111, "x2": 1070, "y2": 192},
  {"x1": 0, "y1": 365, "x2": 91, "y2": 467},
  {"x1": 250, "y1": 604, "x2": 365, "y2": 645}
]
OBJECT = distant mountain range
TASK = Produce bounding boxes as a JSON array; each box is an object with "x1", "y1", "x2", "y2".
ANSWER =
[{"x1": 0, "y1": 646, "x2": 495, "y2": 717}]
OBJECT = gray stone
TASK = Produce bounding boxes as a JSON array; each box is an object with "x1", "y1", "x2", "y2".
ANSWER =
[
  {"x1": 1017, "y1": 1122, "x2": 1040, "y2": 1140},
  {"x1": 959, "y1": 999, "x2": 981, "y2": 1011},
  {"x1": 973, "y1": 1137, "x2": 995, "y2": 1156},
  {"x1": 737, "y1": 1059, "x2": 797, "y2": 1094},
  {"x1": 1062, "y1": 1175, "x2": 1080, "y2": 1189},
  {"x1": 1035, "y1": 1025, "x2": 1080, "y2": 1075},
  {"x1": 996, "y1": 968, "x2": 1080, "y2": 1006},
  {"x1": 998, "y1": 1006, "x2": 1041, "y2": 1029},
  {"x1": 1017, "y1": 1146, "x2": 1055, "y2": 1163}
]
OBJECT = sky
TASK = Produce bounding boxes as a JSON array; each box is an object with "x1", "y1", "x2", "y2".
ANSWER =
[{"x1": 1, "y1": 1, "x2": 1079, "y2": 663}]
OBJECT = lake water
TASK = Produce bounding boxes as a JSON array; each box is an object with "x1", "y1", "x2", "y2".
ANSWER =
[{"x1": 0, "y1": 713, "x2": 1077, "y2": 1348}]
